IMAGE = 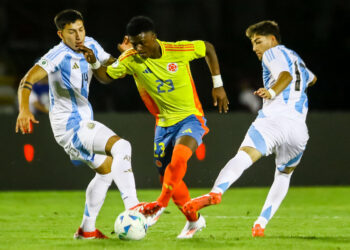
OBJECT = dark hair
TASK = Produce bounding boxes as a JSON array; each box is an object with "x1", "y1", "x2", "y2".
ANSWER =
[
  {"x1": 126, "y1": 16, "x2": 155, "y2": 36},
  {"x1": 54, "y1": 9, "x2": 84, "y2": 30},
  {"x1": 246, "y1": 20, "x2": 281, "y2": 43}
]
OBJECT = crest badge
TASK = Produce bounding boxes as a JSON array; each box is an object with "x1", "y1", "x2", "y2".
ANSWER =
[{"x1": 167, "y1": 63, "x2": 178, "y2": 73}]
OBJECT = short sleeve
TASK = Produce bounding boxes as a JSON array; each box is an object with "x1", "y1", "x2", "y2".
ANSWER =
[
  {"x1": 106, "y1": 59, "x2": 130, "y2": 79},
  {"x1": 166, "y1": 40, "x2": 206, "y2": 61},
  {"x1": 36, "y1": 57, "x2": 56, "y2": 74},
  {"x1": 262, "y1": 48, "x2": 290, "y2": 80}
]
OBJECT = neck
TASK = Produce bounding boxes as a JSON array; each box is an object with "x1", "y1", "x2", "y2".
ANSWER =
[{"x1": 150, "y1": 40, "x2": 162, "y2": 59}]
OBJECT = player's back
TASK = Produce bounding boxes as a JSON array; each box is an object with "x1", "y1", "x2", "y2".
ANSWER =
[{"x1": 261, "y1": 45, "x2": 315, "y2": 121}]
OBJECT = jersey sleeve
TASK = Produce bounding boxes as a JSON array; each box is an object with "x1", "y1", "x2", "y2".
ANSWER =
[
  {"x1": 167, "y1": 40, "x2": 206, "y2": 61},
  {"x1": 35, "y1": 54, "x2": 59, "y2": 74},
  {"x1": 106, "y1": 59, "x2": 130, "y2": 79},
  {"x1": 87, "y1": 38, "x2": 111, "y2": 64},
  {"x1": 262, "y1": 47, "x2": 290, "y2": 80},
  {"x1": 106, "y1": 49, "x2": 136, "y2": 79}
]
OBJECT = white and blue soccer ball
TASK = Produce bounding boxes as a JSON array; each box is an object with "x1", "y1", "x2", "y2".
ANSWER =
[{"x1": 114, "y1": 210, "x2": 148, "y2": 240}]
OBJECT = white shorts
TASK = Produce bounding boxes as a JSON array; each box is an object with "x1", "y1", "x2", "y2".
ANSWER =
[
  {"x1": 240, "y1": 116, "x2": 309, "y2": 171},
  {"x1": 58, "y1": 120, "x2": 115, "y2": 169}
]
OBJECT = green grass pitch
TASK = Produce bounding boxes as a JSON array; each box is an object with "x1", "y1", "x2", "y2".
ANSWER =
[{"x1": 1, "y1": 187, "x2": 349, "y2": 250}]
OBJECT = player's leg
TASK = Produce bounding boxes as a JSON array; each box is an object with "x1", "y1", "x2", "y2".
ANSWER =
[
  {"x1": 252, "y1": 121, "x2": 308, "y2": 236},
  {"x1": 93, "y1": 125, "x2": 139, "y2": 209},
  {"x1": 75, "y1": 155, "x2": 113, "y2": 239},
  {"x1": 183, "y1": 122, "x2": 269, "y2": 214}
]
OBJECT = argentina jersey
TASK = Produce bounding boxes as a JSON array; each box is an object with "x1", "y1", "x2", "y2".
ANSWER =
[
  {"x1": 260, "y1": 45, "x2": 315, "y2": 120},
  {"x1": 35, "y1": 36, "x2": 110, "y2": 144}
]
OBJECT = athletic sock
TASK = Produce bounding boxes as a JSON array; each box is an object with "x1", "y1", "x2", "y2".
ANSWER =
[
  {"x1": 211, "y1": 150, "x2": 253, "y2": 194},
  {"x1": 157, "y1": 144, "x2": 193, "y2": 207},
  {"x1": 172, "y1": 180, "x2": 198, "y2": 221},
  {"x1": 254, "y1": 169, "x2": 292, "y2": 228},
  {"x1": 110, "y1": 139, "x2": 139, "y2": 209},
  {"x1": 81, "y1": 173, "x2": 112, "y2": 232}
]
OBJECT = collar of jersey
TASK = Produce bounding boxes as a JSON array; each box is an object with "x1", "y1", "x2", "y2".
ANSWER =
[{"x1": 60, "y1": 41, "x2": 85, "y2": 58}]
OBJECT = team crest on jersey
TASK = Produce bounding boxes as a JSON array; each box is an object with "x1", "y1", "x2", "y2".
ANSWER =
[
  {"x1": 87, "y1": 122, "x2": 95, "y2": 129},
  {"x1": 167, "y1": 63, "x2": 178, "y2": 73}
]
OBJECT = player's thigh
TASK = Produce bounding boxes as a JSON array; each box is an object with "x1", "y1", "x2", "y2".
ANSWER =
[
  {"x1": 239, "y1": 117, "x2": 283, "y2": 157},
  {"x1": 275, "y1": 122, "x2": 309, "y2": 174},
  {"x1": 154, "y1": 126, "x2": 175, "y2": 176},
  {"x1": 63, "y1": 120, "x2": 113, "y2": 166},
  {"x1": 174, "y1": 115, "x2": 209, "y2": 151}
]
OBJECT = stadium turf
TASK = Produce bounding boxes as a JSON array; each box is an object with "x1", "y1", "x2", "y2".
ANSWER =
[{"x1": 0, "y1": 187, "x2": 349, "y2": 250}]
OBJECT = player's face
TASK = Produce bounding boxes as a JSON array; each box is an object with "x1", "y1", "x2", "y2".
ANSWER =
[
  {"x1": 251, "y1": 34, "x2": 276, "y2": 61},
  {"x1": 57, "y1": 19, "x2": 86, "y2": 52},
  {"x1": 129, "y1": 32, "x2": 158, "y2": 58}
]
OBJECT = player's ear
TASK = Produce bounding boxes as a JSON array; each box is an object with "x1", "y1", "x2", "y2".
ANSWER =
[{"x1": 57, "y1": 30, "x2": 63, "y2": 40}]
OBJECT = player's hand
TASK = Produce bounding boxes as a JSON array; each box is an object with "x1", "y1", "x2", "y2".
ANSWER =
[
  {"x1": 77, "y1": 45, "x2": 97, "y2": 64},
  {"x1": 254, "y1": 88, "x2": 271, "y2": 99},
  {"x1": 212, "y1": 87, "x2": 229, "y2": 113},
  {"x1": 15, "y1": 110, "x2": 39, "y2": 134},
  {"x1": 118, "y1": 36, "x2": 133, "y2": 53}
]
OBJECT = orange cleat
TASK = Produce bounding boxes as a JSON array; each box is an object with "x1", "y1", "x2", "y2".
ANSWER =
[
  {"x1": 73, "y1": 227, "x2": 108, "y2": 239},
  {"x1": 252, "y1": 224, "x2": 265, "y2": 237},
  {"x1": 183, "y1": 192, "x2": 222, "y2": 215},
  {"x1": 142, "y1": 201, "x2": 164, "y2": 216}
]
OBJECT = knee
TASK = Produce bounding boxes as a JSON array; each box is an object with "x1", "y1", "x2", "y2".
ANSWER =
[
  {"x1": 111, "y1": 138, "x2": 132, "y2": 158},
  {"x1": 277, "y1": 166, "x2": 296, "y2": 175}
]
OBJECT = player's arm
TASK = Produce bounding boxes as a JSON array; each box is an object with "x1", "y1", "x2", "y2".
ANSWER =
[
  {"x1": 16, "y1": 65, "x2": 47, "y2": 134},
  {"x1": 204, "y1": 41, "x2": 229, "y2": 113},
  {"x1": 254, "y1": 71, "x2": 292, "y2": 99},
  {"x1": 78, "y1": 45, "x2": 115, "y2": 84}
]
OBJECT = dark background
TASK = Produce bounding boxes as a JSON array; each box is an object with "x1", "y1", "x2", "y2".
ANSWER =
[
  {"x1": 1, "y1": 0, "x2": 349, "y2": 189},
  {"x1": 1, "y1": 0, "x2": 349, "y2": 112}
]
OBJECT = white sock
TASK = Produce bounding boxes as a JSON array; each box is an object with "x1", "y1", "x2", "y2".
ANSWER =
[
  {"x1": 254, "y1": 169, "x2": 292, "y2": 228},
  {"x1": 211, "y1": 150, "x2": 253, "y2": 194},
  {"x1": 81, "y1": 173, "x2": 112, "y2": 232},
  {"x1": 110, "y1": 139, "x2": 139, "y2": 209}
]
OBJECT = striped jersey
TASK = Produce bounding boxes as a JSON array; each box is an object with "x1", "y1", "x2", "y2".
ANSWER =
[
  {"x1": 260, "y1": 45, "x2": 315, "y2": 121},
  {"x1": 106, "y1": 39, "x2": 206, "y2": 127},
  {"x1": 36, "y1": 36, "x2": 110, "y2": 144}
]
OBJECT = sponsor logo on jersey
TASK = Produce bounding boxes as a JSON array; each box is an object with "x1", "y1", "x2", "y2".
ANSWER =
[
  {"x1": 167, "y1": 63, "x2": 178, "y2": 73},
  {"x1": 72, "y1": 62, "x2": 80, "y2": 69},
  {"x1": 143, "y1": 68, "x2": 152, "y2": 73}
]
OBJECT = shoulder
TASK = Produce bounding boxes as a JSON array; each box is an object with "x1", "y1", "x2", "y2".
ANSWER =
[
  {"x1": 84, "y1": 36, "x2": 98, "y2": 46},
  {"x1": 118, "y1": 49, "x2": 138, "y2": 62},
  {"x1": 263, "y1": 45, "x2": 291, "y2": 63},
  {"x1": 44, "y1": 42, "x2": 69, "y2": 61},
  {"x1": 161, "y1": 40, "x2": 196, "y2": 52}
]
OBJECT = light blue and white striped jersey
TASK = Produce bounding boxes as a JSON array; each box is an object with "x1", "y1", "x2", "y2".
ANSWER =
[
  {"x1": 260, "y1": 45, "x2": 315, "y2": 121},
  {"x1": 36, "y1": 36, "x2": 110, "y2": 143}
]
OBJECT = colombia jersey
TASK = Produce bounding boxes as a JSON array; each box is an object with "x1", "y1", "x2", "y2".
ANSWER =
[{"x1": 107, "y1": 40, "x2": 206, "y2": 127}]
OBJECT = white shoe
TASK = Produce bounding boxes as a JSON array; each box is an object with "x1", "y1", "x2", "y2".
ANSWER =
[
  {"x1": 177, "y1": 214, "x2": 206, "y2": 239},
  {"x1": 146, "y1": 207, "x2": 165, "y2": 227}
]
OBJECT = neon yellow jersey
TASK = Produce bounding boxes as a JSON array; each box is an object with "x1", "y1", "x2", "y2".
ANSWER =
[{"x1": 106, "y1": 39, "x2": 206, "y2": 127}]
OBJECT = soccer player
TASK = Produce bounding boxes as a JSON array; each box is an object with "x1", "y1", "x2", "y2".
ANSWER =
[
  {"x1": 15, "y1": 9, "x2": 140, "y2": 239},
  {"x1": 92, "y1": 16, "x2": 229, "y2": 238},
  {"x1": 183, "y1": 20, "x2": 317, "y2": 237}
]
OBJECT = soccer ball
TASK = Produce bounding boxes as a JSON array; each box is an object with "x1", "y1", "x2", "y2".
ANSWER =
[{"x1": 114, "y1": 210, "x2": 148, "y2": 240}]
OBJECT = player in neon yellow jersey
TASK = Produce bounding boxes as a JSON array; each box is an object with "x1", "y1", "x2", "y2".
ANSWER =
[{"x1": 83, "y1": 16, "x2": 229, "y2": 238}]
